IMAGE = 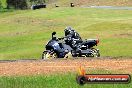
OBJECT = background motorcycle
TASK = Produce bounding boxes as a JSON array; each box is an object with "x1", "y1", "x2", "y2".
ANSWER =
[{"x1": 71, "y1": 38, "x2": 100, "y2": 57}]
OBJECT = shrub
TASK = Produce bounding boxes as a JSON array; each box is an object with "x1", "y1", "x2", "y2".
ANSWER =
[
  {"x1": 6, "y1": 0, "x2": 28, "y2": 9},
  {"x1": 0, "y1": 1, "x2": 3, "y2": 9},
  {"x1": 6, "y1": 0, "x2": 46, "y2": 9}
]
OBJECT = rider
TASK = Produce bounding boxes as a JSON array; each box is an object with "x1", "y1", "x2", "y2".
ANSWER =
[{"x1": 64, "y1": 26, "x2": 82, "y2": 50}]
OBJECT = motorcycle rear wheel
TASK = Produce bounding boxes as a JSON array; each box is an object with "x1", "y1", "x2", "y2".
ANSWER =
[{"x1": 91, "y1": 48, "x2": 100, "y2": 57}]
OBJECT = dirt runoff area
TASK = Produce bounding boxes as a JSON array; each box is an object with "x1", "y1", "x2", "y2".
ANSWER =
[{"x1": 0, "y1": 57, "x2": 132, "y2": 76}]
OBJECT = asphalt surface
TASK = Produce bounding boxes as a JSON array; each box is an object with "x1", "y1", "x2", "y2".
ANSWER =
[{"x1": 83, "y1": 6, "x2": 132, "y2": 10}]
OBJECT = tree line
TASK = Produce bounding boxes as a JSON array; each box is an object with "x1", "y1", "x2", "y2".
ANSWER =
[{"x1": 5, "y1": 0, "x2": 47, "y2": 9}]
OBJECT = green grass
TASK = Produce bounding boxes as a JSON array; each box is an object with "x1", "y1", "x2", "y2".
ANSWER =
[
  {"x1": 0, "y1": 7, "x2": 132, "y2": 60},
  {"x1": 0, "y1": 70, "x2": 131, "y2": 88}
]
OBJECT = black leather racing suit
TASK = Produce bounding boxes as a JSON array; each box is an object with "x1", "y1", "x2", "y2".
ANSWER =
[{"x1": 65, "y1": 29, "x2": 82, "y2": 50}]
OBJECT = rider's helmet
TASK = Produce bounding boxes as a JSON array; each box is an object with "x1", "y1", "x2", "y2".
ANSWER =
[{"x1": 64, "y1": 26, "x2": 73, "y2": 36}]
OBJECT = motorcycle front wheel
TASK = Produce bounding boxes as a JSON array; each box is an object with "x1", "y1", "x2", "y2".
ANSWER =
[{"x1": 42, "y1": 51, "x2": 57, "y2": 59}]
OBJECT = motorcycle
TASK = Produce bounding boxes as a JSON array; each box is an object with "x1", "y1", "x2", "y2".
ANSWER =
[{"x1": 42, "y1": 31, "x2": 100, "y2": 59}]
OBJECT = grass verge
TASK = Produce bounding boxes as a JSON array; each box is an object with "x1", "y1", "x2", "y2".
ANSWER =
[{"x1": 0, "y1": 69, "x2": 131, "y2": 88}]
